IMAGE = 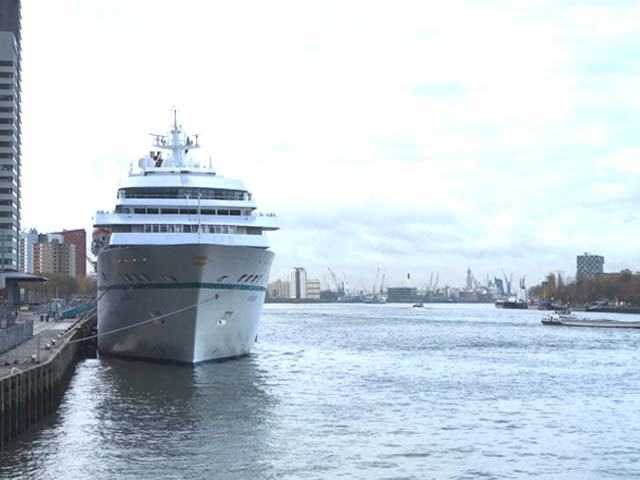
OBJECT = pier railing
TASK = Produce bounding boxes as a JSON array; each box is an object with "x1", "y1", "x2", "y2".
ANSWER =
[
  {"x1": 0, "y1": 320, "x2": 33, "y2": 356},
  {"x1": 0, "y1": 313, "x2": 95, "y2": 448}
]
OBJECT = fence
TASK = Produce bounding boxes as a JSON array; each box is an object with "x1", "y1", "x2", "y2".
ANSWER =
[
  {"x1": 0, "y1": 314, "x2": 95, "y2": 447},
  {"x1": 0, "y1": 321, "x2": 33, "y2": 355}
]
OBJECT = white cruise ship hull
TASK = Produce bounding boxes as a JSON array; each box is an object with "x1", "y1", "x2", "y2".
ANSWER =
[{"x1": 96, "y1": 244, "x2": 274, "y2": 363}]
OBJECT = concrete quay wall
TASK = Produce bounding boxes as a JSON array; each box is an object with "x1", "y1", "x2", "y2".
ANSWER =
[{"x1": 0, "y1": 313, "x2": 96, "y2": 448}]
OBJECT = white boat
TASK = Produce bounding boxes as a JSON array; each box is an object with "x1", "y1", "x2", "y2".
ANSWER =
[{"x1": 92, "y1": 111, "x2": 279, "y2": 363}]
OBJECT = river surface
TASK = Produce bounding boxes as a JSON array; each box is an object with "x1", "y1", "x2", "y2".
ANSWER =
[{"x1": 2, "y1": 303, "x2": 640, "y2": 479}]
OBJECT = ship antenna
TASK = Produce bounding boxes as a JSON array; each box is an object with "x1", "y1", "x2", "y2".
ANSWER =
[{"x1": 171, "y1": 105, "x2": 179, "y2": 132}]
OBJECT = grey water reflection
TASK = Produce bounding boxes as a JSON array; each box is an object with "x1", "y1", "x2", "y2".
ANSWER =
[
  {"x1": 0, "y1": 355, "x2": 277, "y2": 480},
  {"x1": 3, "y1": 304, "x2": 640, "y2": 479}
]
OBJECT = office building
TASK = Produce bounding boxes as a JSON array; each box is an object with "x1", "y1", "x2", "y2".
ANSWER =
[
  {"x1": 387, "y1": 287, "x2": 418, "y2": 303},
  {"x1": 576, "y1": 252, "x2": 604, "y2": 282},
  {"x1": 289, "y1": 267, "x2": 307, "y2": 300}
]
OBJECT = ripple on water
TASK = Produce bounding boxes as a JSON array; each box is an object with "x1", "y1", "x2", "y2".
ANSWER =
[{"x1": 2, "y1": 304, "x2": 640, "y2": 479}]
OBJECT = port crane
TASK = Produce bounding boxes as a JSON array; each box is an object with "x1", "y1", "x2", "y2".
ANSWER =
[
  {"x1": 501, "y1": 269, "x2": 513, "y2": 296},
  {"x1": 372, "y1": 267, "x2": 380, "y2": 296},
  {"x1": 327, "y1": 267, "x2": 345, "y2": 296}
]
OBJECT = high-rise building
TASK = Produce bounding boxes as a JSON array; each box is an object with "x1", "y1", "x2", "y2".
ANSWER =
[
  {"x1": 18, "y1": 227, "x2": 36, "y2": 272},
  {"x1": 576, "y1": 252, "x2": 604, "y2": 282},
  {"x1": 57, "y1": 229, "x2": 87, "y2": 277},
  {"x1": 33, "y1": 241, "x2": 76, "y2": 277},
  {"x1": 267, "y1": 279, "x2": 290, "y2": 299},
  {"x1": 289, "y1": 267, "x2": 307, "y2": 299},
  {"x1": 306, "y1": 278, "x2": 321, "y2": 300},
  {"x1": 0, "y1": 1, "x2": 20, "y2": 272}
]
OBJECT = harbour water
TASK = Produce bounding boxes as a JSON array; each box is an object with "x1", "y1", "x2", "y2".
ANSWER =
[{"x1": 2, "y1": 303, "x2": 640, "y2": 479}]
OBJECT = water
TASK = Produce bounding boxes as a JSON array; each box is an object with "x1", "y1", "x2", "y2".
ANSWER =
[{"x1": 2, "y1": 303, "x2": 640, "y2": 479}]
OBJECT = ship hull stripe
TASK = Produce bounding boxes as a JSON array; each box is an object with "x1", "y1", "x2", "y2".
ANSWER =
[{"x1": 98, "y1": 282, "x2": 267, "y2": 292}]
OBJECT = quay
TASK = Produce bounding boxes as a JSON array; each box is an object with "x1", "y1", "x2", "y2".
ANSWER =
[{"x1": 0, "y1": 308, "x2": 97, "y2": 447}]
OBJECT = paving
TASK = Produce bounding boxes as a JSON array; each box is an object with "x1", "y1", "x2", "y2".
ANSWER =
[{"x1": 0, "y1": 312, "x2": 77, "y2": 379}]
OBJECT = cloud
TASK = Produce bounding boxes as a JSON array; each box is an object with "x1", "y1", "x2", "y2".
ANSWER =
[{"x1": 17, "y1": 0, "x2": 640, "y2": 287}]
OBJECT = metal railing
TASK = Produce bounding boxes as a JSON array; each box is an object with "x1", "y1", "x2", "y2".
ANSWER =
[{"x1": 0, "y1": 320, "x2": 33, "y2": 355}]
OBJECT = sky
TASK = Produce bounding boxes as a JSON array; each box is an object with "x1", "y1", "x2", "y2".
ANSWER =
[{"x1": 17, "y1": 0, "x2": 640, "y2": 291}]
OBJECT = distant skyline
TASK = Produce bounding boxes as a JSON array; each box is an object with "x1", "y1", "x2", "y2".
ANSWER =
[{"x1": 18, "y1": 1, "x2": 640, "y2": 288}]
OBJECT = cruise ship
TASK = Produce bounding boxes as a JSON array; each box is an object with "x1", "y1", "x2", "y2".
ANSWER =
[{"x1": 92, "y1": 111, "x2": 279, "y2": 363}]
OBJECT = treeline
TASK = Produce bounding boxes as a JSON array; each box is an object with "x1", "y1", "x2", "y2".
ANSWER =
[
  {"x1": 24, "y1": 274, "x2": 96, "y2": 303},
  {"x1": 530, "y1": 270, "x2": 640, "y2": 305}
]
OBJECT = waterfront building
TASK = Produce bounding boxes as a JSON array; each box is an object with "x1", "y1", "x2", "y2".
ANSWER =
[
  {"x1": 268, "y1": 279, "x2": 290, "y2": 299},
  {"x1": 0, "y1": 1, "x2": 20, "y2": 272},
  {"x1": 18, "y1": 227, "x2": 36, "y2": 272},
  {"x1": 306, "y1": 278, "x2": 321, "y2": 300},
  {"x1": 33, "y1": 239, "x2": 76, "y2": 276},
  {"x1": 387, "y1": 287, "x2": 418, "y2": 303},
  {"x1": 56, "y1": 229, "x2": 87, "y2": 277},
  {"x1": 576, "y1": 252, "x2": 604, "y2": 282},
  {"x1": 289, "y1": 267, "x2": 307, "y2": 299}
]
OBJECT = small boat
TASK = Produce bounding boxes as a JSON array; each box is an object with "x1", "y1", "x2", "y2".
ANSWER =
[
  {"x1": 413, "y1": 302, "x2": 424, "y2": 308},
  {"x1": 541, "y1": 313, "x2": 640, "y2": 329}
]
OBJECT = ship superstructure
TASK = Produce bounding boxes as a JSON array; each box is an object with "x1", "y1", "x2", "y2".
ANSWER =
[{"x1": 92, "y1": 111, "x2": 279, "y2": 363}]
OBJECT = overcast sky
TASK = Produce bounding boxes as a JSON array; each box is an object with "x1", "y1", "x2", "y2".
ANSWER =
[{"x1": 18, "y1": 0, "x2": 640, "y2": 290}]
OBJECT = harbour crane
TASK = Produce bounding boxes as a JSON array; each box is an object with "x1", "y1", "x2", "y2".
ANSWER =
[
  {"x1": 372, "y1": 267, "x2": 380, "y2": 296},
  {"x1": 379, "y1": 272, "x2": 385, "y2": 296},
  {"x1": 327, "y1": 267, "x2": 345, "y2": 296},
  {"x1": 501, "y1": 269, "x2": 513, "y2": 296}
]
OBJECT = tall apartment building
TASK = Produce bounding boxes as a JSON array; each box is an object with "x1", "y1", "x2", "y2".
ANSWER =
[
  {"x1": 267, "y1": 279, "x2": 290, "y2": 299},
  {"x1": 289, "y1": 267, "x2": 307, "y2": 299},
  {"x1": 576, "y1": 252, "x2": 604, "y2": 282},
  {"x1": 0, "y1": 1, "x2": 20, "y2": 272},
  {"x1": 18, "y1": 227, "x2": 36, "y2": 272},
  {"x1": 33, "y1": 241, "x2": 76, "y2": 277},
  {"x1": 57, "y1": 229, "x2": 86, "y2": 277}
]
